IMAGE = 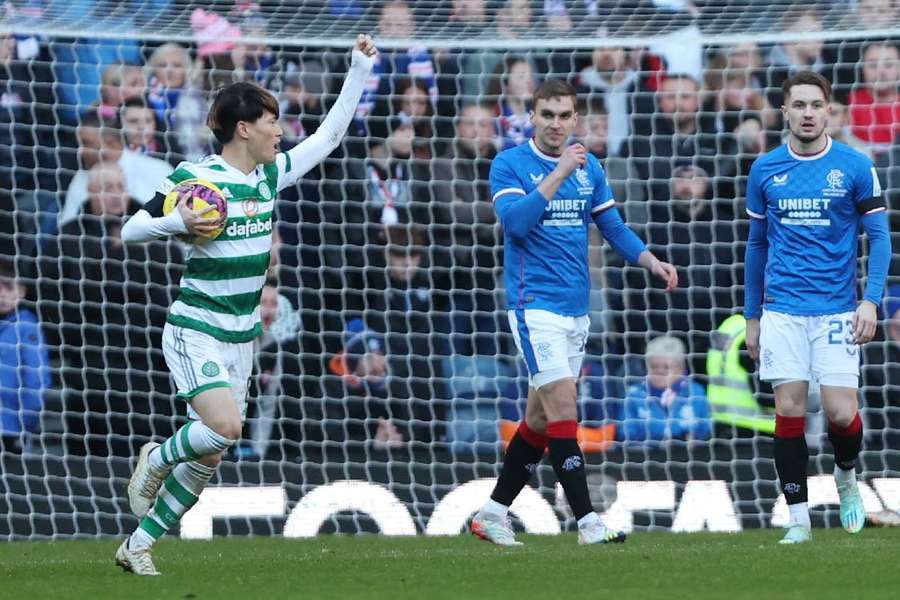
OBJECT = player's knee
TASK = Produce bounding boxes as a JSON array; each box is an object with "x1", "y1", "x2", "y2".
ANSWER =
[
  {"x1": 539, "y1": 379, "x2": 577, "y2": 421},
  {"x1": 826, "y1": 405, "x2": 857, "y2": 429},
  {"x1": 197, "y1": 452, "x2": 224, "y2": 469},
  {"x1": 206, "y1": 419, "x2": 242, "y2": 443},
  {"x1": 525, "y1": 413, "x2": 547, "y2": 434}
]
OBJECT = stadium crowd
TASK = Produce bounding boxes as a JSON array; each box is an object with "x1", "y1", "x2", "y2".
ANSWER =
[{"x1": 0, "y1": 0, "x2": 899, "y2": 459}]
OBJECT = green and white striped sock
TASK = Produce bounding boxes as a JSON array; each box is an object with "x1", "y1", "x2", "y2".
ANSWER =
[
  {"x1": 129, "y1": 460, "x2": 217, "y2": 550},
  {"x1": 147, "y1": 421, "x2": 234, "y2": 470}
]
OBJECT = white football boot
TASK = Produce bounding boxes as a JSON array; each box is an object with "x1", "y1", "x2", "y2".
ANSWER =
[
  {"x1": 115, "y1": 538, "x2": 161, "y2": 576},
  {"x1": 470, "y1": 511, "x2": 523, "y2": 546},
  {"x1": 778, "y1": 524, "x2": 812, "y2": 545},
  {"x1": 578, "y1": 520, "x2": 627, "y2": 545},
  {"x1": 127, "y1": 442, "x2": 170, "y2": 518}
]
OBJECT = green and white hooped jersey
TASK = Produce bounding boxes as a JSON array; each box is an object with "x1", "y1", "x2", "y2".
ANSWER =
[{"x1": 154, "y1": 152, "x2": 300, "y2": 343}]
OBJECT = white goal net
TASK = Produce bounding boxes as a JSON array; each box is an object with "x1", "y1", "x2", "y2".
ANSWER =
[{"x1": 1, "y1": 0, "x2": 899, "y2": 540}]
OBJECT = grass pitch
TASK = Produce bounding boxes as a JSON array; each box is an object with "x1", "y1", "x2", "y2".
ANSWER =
[{"x1": 1, "y1": 530, "x2": 898, "y2": 600}]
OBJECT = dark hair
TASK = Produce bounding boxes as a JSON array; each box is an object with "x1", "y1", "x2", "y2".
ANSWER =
[
  {"x1": 79, "y1": 110, "x2": 122, "y2": 132},
  {"x1": 782, "y1": 71, "x2": 832, "y2": 103},
  {"x1": 485, "y1": 55, "x2": 533, "y2": 100},
  {"x1": 120, "y1": 97, "x2": 151, "y2": 112},
  {"x1": 207, "y1": 82, "x2": 280, "y2": 144},
  {"x1": 532, "y1": 79, "x2": 577, "y2": 108},
  {"x1": 0, "y1": 257, "x2": 15, "y2": 281},
  {"x1": 861, "y1": 40, "x2": 899, "y2": 60}
]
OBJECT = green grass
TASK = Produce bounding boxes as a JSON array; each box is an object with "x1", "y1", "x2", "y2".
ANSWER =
[{"x1": 2, "y1": 530, "x2": 899, "y2": 600}]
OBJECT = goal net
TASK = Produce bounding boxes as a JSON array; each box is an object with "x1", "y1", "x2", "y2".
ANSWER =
[{"x1": 1, "y1": 0, "x2": 899, "y2": 540}]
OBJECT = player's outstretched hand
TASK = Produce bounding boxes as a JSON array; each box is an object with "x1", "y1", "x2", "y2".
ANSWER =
[
  {"x1": 354, "y1": 34, "x2": 377, "y2": 58},
  {"x1": 651, "y1": 260, "x2": 678, "y2": 292},
  {"x1": 852, "y1": 300, "x2": 878, "y2": 345},
  {"x1": 745, "y1": 318, "x2": 760, "y2": 361},
  {"x1": 556, "y1": 143, "x2": 587, "y2": 178},
  {"x1": 176, "y1": 191, "x2": 226, "y2": 237}
]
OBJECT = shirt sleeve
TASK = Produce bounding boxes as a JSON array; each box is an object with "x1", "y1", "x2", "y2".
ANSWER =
[
  {"x1": 745, "y1": 161, "x2": 766, "y2": 219},
  {"x1": 852, "y1": 160, "x2": 886, "y2": 216},
  {"x1": 489, "y1": 154, "x2": 526, "y2": 204},
  {"x1": 588, "y1": 157, "x2": 615, "y2": 214}
]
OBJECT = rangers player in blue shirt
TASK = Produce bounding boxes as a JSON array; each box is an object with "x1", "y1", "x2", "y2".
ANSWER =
[
  {"x1": 471, "y1": 79, "x2": 678, "y2": 546},
  {"x1": 743, "y1": 72, "x2": 891, "y2": 545}
]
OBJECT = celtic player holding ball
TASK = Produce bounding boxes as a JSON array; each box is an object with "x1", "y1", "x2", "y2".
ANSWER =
[{"x1": 115, "y1": 35, "x2": 378, "y2": 575}]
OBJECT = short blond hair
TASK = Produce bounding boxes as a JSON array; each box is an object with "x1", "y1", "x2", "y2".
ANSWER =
[{"x1": 645, "y1": 335, "x2": 686, "y2": 362}]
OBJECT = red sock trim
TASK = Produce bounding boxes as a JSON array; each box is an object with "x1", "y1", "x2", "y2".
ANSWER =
[
  {"x1": 546, "y1": 419, "x2": 578, "y2": 439},
  {"x1": 829, "y1": 412, "x2": 862, "y2": 436},
  {"x1": 775, "y1": 415, "x2": 805, "y2": 438},
  {"x1": 517, "y1": 421, "x2": 548, "y2": 450}
]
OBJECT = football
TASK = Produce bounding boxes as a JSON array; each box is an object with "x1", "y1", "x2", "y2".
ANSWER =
[{"x1": 162, "y1": 179, "x2": 228, "y2": 240}]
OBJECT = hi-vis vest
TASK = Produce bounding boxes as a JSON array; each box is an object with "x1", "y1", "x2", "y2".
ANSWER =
[{"x1": 706, "y1": 314, "x2": 775, "y2": 434}]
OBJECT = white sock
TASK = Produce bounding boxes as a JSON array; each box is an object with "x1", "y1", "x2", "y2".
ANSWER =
[
  {"x1": 147, "y1": 421, "x2": 235, "y2": 470},
  {"x1": 788, "y1": 502, "x2": 811, "y2": 529},
  {"x1": 133, "y1": 460, "x2": 217, "y2": 549},
  {"x1": 577, "y1": 512, "x2": 601, "y2": 528},
  {"x1": 482, "y1": 498, "x2": 509, "y2": 519},
  {"x1": 834, "y1": 464, "x2": 856, "y2": 487}
]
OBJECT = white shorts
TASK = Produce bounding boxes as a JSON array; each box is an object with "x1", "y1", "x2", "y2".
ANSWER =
[
  {"x1": 162, "y1": 323, "x2": 255, "y2": 421},
  {"x1": 507, "y1": 309, "x2": 589, "y2": 389},
  {"x1": 758, "y1": 309, "x2": 859, "y2": 388}
]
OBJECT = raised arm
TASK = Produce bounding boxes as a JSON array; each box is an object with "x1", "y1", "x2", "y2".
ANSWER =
[{"x1": 277, "y1": 35, "x2": 378, "y2": 190}]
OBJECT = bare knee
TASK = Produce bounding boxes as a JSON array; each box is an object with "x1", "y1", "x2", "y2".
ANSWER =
[
  {"x1": 825, "y1": 404, "x2": 857, "y2": 428},
  {"x1": 774, "y1": 382, "x2": 808, "y2": 417},
  {"x1": 525, "y1": 412, "x2": 547, "y2": 434},
  {"x1": 204, "y1": 418, "x2": 242, "y2": 442},
  {"x1": 197, "y1": 452, "x2": 224, "y2": 469},
  {"x1": 538, "y1": 378, "x2": 577, "y2": 422}
]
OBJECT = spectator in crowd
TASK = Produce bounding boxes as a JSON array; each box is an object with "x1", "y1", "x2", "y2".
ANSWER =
[
  {"x1": 765, "y1": 7, "x2": 827, "y2": 108},
  {"x1": 446, "y1": 0, "x2": 490, "y2": 37},
  {"x1": 49, "y1": 34, "x2": 142, "y2": 122},
  {"x1": 229, "y1": 9, "x2": 281, "y2": 89},
  {"x1": 395, "y1": 78, "x2": 436, "y2": 145},
  {"x1": 119, "y1": 97, "x2": 180, "y2": 163},
  {"x1": 848, "y1": 41, "x2": 900, "y2": 157},
  {"x1": 59, "y1": 112, "x2": 172, "y2": 226},
  {"x1": 861, "y1": 284, "x2": 900, "y2": 450},
  {"x1": 622, "y1": 335, "x2": 711, "y2": 443},
  {"x1": 146, "y1": 43, "x2": 193, "y2": 128},
  {"x1": 0, "y1": 33, "x2": 57, "y2": 193},
  {"x1": 701, "y1": 64, "x2": 774, "y2": 135},
  {"x1": 94, "y1": 63, "x2": 146, "y2": 120},
  {"x1": 0, "y1": 258, "x2": 50, "y2": 454},
  {"x1": 323, "y1": 318, "x2": 405, "y2": 449},
  {"x1": 277, "y1": 69, "x2": 325, "y2": 145},
  {"x1": 245, "y1": 283, "x2": 304, "y2": 459},
  {"x1": 39, "y1": 161, "x2": 183, "y2": 456},
  {"x1": 356, "y1": 0, "x2": 436, "y2": 136},
  {"x1": 428, "y1": 102, "x2": 499, "y2": 303},
  {"x1": 573, "y1": 97, "x2": 609, "y2": 160},
  {"x1": 827, "y1": 100, "x2": 873, "y2": 159},
  {"x1": 575, "y1": 45, "x2": 640, "y2": 157},
  {"x1": 625, "y1": 74, "x2": 719, "y2": 202},
  {"x1": 486, "y1": 55, "x2": 537, "y2": 150},
  {"x1": 345, "y1": 226, "x2": 450, "y2": 442},
  {"x1": 461, "y1": 0, "x2": 536, "y2": 100},
  {"x1": 366, "y1": 118, "x2": 415, "y2": 224}
]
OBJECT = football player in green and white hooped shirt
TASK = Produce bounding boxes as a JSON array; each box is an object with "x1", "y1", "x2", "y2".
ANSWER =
[{"x1": 114, "y1": 35, "x2": 378, "y2": 576}]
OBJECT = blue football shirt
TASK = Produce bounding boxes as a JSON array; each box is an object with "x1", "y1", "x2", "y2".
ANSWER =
[
  {"x1": 745, "y1": 137, "x2": 884, "y2": 316},
  {"x1": 490, "y1": 139, "x2": 616, "y2": 316}
]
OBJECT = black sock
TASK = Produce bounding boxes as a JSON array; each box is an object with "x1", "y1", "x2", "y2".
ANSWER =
[
  {"x1": 774, "y1": 435, "x2": 809, "y2": 505},
  {"x1": 829, "y1": 413, "x2": 863, "y2": 471},
  {"x1": 490, "y1": 426, "x2": 546, "y2": 506},
  {"x1": 546, "y1": 420, "x2": 593, "y2": 521}
]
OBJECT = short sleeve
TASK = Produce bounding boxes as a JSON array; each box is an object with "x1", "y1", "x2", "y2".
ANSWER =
[
  {"x1": 745, "y1": 161, "x2": 766, "y2": 219},
  {"x1": 852, "y1": 159, "x2": 886, "y2": 215},
  {"x1": 588, "y1": 157, "x2": 615, "y2": 214},
  {"x1": 489, "y1": 154, "x2": 526, "y2": 203}
]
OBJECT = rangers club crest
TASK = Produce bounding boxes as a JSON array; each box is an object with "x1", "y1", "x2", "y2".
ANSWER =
[
  {"x1": 826, "y1": 169, "x2": 844, "y2": 190},
  {"x1": 575, "y1": 168, "x2": 591, "y2": 188}
]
